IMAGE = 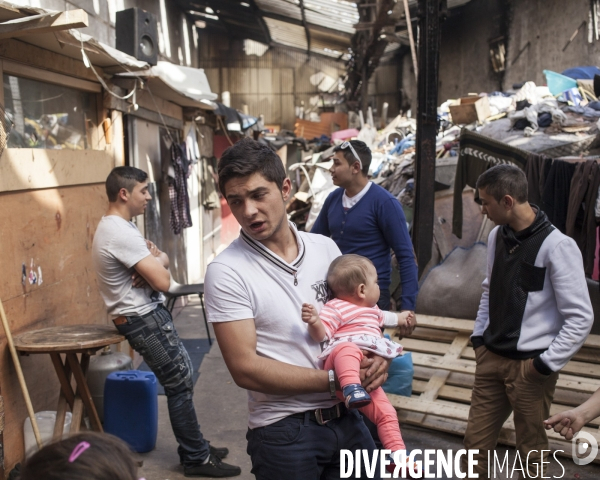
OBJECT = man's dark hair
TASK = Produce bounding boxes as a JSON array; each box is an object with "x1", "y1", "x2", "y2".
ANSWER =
[
  {"x1": 332, "y1": 140, "x2": 372, "y2": 175},
  {"x1": 105, "y1": 166, "x2": 148, "y2": 202},
  {"x1": 218, "y1": 137, "x2": 286, "y2": 196},
  {"x1": 476, "y1": 164, "x2": 528, "y2": 204}
]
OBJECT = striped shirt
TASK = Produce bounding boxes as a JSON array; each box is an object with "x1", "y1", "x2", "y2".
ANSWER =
[{"x1": 320, "y1": 298, "x2": 385, "y2": 340}]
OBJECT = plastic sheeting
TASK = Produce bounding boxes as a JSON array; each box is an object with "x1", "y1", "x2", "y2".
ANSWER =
[
  {"x1": 118, "y1": 62, "x2": 218, "y2": 110},
  {"x1": 304, "y1": 165, "x2": 336, "y2": 232}
]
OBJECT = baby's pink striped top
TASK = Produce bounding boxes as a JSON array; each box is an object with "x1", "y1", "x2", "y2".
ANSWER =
[{"x1": 320, "y1": 298, "x2": 384, "y2": 340}]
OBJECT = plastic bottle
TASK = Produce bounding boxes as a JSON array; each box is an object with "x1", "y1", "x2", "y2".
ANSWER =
[{"x1": 23, "y1": 411, "x2": 72, "y2": 459}]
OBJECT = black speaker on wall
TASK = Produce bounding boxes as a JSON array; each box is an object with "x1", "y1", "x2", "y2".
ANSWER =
[{"x1": 115, "y1": 8, "x2": 158, "y2": 66}]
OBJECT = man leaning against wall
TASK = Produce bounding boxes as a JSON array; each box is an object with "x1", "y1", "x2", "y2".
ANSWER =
[{"x1": 92, "y1": 166, "x2": 241, "y2": 478}]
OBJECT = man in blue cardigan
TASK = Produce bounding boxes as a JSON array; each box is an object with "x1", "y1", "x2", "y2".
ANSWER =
[{"x1": 311, "y1": 140, "x2": 418, "y2": 313}]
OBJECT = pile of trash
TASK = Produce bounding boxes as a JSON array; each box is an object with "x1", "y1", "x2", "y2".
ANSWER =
[
  {"x1": 285, "y1": 113, "x2": 462, "y2": 232},
  {"x1": 439, "y1": 67, "x2": 600, "y2": 157},
  {"x1": 284, "y1": 66, "x2": 600, "y2": 237}
]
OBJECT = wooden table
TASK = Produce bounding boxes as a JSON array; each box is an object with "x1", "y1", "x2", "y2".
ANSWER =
[{"x1": 14, "y1": 325, "x2": 125, "y2": 439}]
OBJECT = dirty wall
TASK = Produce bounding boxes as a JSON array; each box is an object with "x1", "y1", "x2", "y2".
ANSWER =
[
  {"x1": 399, "y1": 0, "x2": 600, "y2": 112},
  {"x1": 197, "y1": 31, "x2": 346, "y2": 131},
  {"x1": 503, "y1": 0, "x2": 600, "y2": 89}
]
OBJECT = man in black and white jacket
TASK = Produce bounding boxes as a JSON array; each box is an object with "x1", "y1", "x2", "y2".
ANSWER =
[{"x1": 462, "y1": 164, "x2": 593, "y2": 478}]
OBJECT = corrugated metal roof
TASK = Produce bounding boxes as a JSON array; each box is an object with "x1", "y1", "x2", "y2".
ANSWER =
[
  {"x1": 264, "y1": 16, "x2": 350, "y2": 59},
  {"x1": 264, "y1": 17, "x2": 308, "y2": 50},
  {"x1": 405, "y1": 0, "x2": 471, "y2": 7},
  {"x1": 255, "y1": 0, "x2": 303, "y2": 21},
  {"x1": 178, "y1": 0, "x2": 473, "y2": 60},
  {"x1": 302, "y1": 0, "x2": 358, "y2": 34},
  {"x1": 256, "y1": 0, "x2": 358, "y2": 34}
]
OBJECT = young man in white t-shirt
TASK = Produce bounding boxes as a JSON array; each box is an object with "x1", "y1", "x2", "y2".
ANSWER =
[
  {"x1": 92, "y1": 166, "x2": 241, "y2": 478},
  {"x1": 205, "y1": 138, "x2": 412, "y2": 480}
]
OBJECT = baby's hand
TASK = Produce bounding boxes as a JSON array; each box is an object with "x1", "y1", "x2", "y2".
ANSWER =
[
  {"x1": 302, "y1": 303, "x2": 319, "y2": 325},
  {"x1": 396, "y1": 311, "x2": 416, "y2": 336},
  {"x1": 397, "y1": 310, "x2": 413, "y2": 326}
]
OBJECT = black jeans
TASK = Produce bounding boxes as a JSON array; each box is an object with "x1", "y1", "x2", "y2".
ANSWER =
[
  {"x1": 116, "y1": 305, "x2": 210, "y2": 467},
  {"x1": 246, "y1": 410, "x2": 381, "y2": 480}
]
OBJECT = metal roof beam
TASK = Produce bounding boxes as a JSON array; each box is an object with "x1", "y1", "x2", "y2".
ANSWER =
[
  {"x1": 270, "y1": 41, "x2": 345, "y2": 62},
  {"x1": 298, "y1": 0, "x2": 311, "y2": 58},
  {"x1": 249, "y1": 0, "x2": 272, "y2": 45}
]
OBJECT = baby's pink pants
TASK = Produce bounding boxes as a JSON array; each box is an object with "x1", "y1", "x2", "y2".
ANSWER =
[{"x1": 324, "y1": 342, "x2": 406, "y2": 451}]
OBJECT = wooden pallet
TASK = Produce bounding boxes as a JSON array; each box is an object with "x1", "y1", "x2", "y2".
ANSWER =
[{"x1": 385, "y1": 315, "x2": 600, "y2": 461}]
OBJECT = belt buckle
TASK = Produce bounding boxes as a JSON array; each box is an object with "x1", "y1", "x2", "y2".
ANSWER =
[
  {"x1": 315, "y1": 404, "x2": 340, "y2": 425},
  {"x1": 314, "y1": 408, "x2": 328, "y2": 425}
]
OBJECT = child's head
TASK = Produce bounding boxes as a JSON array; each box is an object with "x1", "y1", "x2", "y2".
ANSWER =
[
  {"x1": 327, "y1": 254, "x2": 380, "y2": 306},
  {"x1": 20, "y1": 432, "x2": 140, "y2": 480}
]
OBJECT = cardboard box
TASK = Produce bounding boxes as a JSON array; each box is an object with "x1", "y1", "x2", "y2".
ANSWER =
[{"x1": 449, "y1": 96, "x2": 491, "y2": 124}]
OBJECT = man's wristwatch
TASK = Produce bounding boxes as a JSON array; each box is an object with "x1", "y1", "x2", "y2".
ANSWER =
[{"x1": 328, "y1": 370, "x2": 337, "y2": 399}]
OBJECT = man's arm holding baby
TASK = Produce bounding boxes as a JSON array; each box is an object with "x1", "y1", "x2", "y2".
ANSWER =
[
  {"x1": 207, "y1": 262, "x2": 390, "y2": 395},
  {"x1": 214, "y1": 319, "x2": 330, "y2": 394},
  {"x1": 214, "y1": 318, "x2": 390, "y2": 394}
]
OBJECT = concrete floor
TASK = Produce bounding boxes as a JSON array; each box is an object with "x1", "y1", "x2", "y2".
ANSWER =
[
  {"x1": 137, "y1": 299, "x2": 252, "y2": 480},
  {"x1": 137, "y1": 300, "x2": 600, "y2": 479}
]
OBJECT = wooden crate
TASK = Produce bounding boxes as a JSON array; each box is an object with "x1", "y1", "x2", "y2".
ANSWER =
[
  {"x1": 386, "y1": 315, "x2": 600, "y2": 461},
  {"x1": 448, "y1": 96, "x2": 491, "y2": 125}
]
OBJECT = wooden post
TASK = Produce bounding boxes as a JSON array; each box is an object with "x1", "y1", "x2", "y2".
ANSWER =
[{"x1": 0, "y1": 300, "x2": 43, "y2": 449}]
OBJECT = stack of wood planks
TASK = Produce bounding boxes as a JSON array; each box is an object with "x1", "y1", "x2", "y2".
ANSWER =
[{"x1": 385, "y1": 315, "x2": 600, "y2": 461}]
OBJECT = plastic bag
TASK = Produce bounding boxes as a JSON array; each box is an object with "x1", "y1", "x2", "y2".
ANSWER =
[{"x1": 382, "y1": 352, "x2": 414, "y2": 397}]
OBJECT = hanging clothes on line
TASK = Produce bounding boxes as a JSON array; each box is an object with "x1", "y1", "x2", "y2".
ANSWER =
[
  {"x1": 541, "y1": 160, "x2": 577, "y2": 234},
  {"x1": 566, "y1": 160, "x2": 600, "y2": 276},
  {"x1": 452, "y1": 130, "x2": 531, "y2": 238},
  {"x1": 168, "y1": 142, "x2": 193, "y2": 235},
  {"x1": 524, "y1": 153, "x2": 552, "y2": 206}
]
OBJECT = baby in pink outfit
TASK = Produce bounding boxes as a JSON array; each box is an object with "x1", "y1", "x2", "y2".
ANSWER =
[{"x1": 302, "y1": 254, "x2": 413, "y2": 455}]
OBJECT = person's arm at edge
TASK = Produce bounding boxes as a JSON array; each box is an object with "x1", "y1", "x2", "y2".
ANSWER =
[
  {"x1": 545, "y1": 387, "x2": 600, "y2": 440},
  {"x1": 380, "y1": 197, "x2": 418, "y2": 311}
]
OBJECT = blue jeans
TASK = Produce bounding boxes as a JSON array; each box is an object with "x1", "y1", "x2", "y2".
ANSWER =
[
  {"x1": 115, "y1": 304, "x2": 210, "y2": 467},
  {"x1": 246, "y1": 409, "x2": 381, "y2": 480}
]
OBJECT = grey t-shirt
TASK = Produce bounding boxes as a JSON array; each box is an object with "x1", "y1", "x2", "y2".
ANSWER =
[{"x1": 92, "y1": 215, "x2": 164, "y2": 316}]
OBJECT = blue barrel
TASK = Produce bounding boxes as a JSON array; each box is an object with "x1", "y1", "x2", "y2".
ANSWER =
[{"x1": 103, "y1": 370, "x2": 158, "y2": 453}]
